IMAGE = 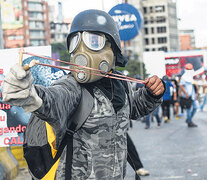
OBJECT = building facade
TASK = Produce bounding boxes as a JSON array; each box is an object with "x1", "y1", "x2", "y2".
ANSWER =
[
  {"x1": 124, "y1": 0, "x2": 179, "y2": 61},
  {"x1": 50, "y1": 21, "x2": 70, "y2": 44},
  {"x1": 2, "y1": 0, "x2": 50, "y2": 48},
  {"x1": 49, "y1": 2, "x2": 71, "y2": 45},
  {"x1": 126, "y1": 0, "x2": 179, "y2": 54},
  {"x1": 179, "y1": 29, "x2": 195, "y2": 50},
  {"x1": 141, "y1": 0, "x2": 179, "y2": 52}
]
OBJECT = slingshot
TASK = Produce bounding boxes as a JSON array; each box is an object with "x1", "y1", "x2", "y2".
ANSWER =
[{"x1": 18, "y1": 48, "x2": 145, "y2": 84}]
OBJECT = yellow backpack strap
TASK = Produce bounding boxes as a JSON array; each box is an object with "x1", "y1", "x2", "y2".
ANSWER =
[{"x1": 41, "y1": 122, "x2": 60, "y2": 180}]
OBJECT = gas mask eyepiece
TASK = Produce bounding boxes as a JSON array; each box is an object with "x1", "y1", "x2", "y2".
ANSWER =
[
  {"x1": 69, "y1": 31, "x2": 114, "y2": 83},
  {"x1": 69, "y1": 32, "x2": 106, "y2": 54}
]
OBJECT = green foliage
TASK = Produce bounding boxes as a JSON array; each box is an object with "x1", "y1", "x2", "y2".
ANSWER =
[
  {"x1": 115, "y1": 60, "x2": 148, "y2": 78},
  {"x1": 51, "y1": 43, "x2": 70, "y2": 65}
]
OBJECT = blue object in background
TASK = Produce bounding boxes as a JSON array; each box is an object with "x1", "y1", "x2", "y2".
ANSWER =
[
  {"x1": 0, "y1": 56, "x2": 66, "y2": 146},
  {"x1": 109, "y1": 3, "x2": 142, "y2": 41},
  {"x1": 23, "y1": 56, "x2": 66, "y2": 86}
]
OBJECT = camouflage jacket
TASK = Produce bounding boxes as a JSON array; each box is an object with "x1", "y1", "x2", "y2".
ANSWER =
[{"x1": 25, "y1": 75, "x2": 162, "y2": 180}]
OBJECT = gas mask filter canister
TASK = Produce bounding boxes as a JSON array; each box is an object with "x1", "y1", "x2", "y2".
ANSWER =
[{"x1": 69, "y1": 32, "x2": 114, "y2": 83}]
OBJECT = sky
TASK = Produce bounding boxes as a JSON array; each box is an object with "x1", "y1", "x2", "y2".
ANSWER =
[{"x1": 48, "y1": 0, "x2": 207, "y2": 48}]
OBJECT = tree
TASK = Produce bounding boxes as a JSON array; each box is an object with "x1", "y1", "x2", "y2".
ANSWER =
[
  {"x1": 51, "y1": 43, "x2": 70, "y2": 65},
  {"x1": 116, "y1": 59, "x2": 148, "y2": 79}
]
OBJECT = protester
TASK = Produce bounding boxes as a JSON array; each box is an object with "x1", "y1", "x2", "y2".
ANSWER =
[
  {"x1": 179, "y1": 63, "x2": 198, "y2": 127},
  {"x1": 2, "y1": 9, "x2": 165, "y2": 180},
  {"x1": 171, "y1": 75, "x2": 181, "y2": 119},
  {"x1": 200, "y1": 75, "x2": 207, "y2": 111},
  {"x1": 145, "y1": 106, "x2": 161, "y2": 129},
  {"x1": 127, "y1": 133, "x2": 149, "y2": 179},
  {"x1": 200, "y1": 90, "x2": 207, "y2": 111},
  {"x1": 161, "y1": 75, "x2": 174, "y2": 123}
]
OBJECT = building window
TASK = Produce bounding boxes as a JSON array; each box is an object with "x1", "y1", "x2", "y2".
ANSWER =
[
  {"x1": 144, "y1": 17, "x2": 148, "y2": 24},
  {"x1": 158, "y1": 37, "x2": 167, "y2": 44},
  {"x1": 152, "y1": 38, "x2": 155, "y2": 44},
  {"x1": 156, "y1": 16, "x2": 166, "y2": 23},
  {"x1": 145, "y1": 48, "x2": 150, "y2": 51},
  {"x1": 56, "y1": 24, "x2": 61, "y2": 31},
  {"x1": 51, "y1": 34, "x2": 55, "y2": 38},
  {"x1": 30, "y1": 39, "x2": 45, "y2": 46},
  {"x1": 150, "y1": 6, "x2": 153, "y2": 13},
  {"x1": 152, "y1": 48, "x2": 156, "y2": 51},
  {"x1": 28, "y1": 2, "x2": 42, "y2": 11},
  {"x1": 158, "y1": 46, "x2": 168, "y2": 51},
  {"x1": 151, "y1": 27, "x2": 154, "y2": 34},
  {"x1": 143, "y1": 7, "x2": 147, "y2": 14},
  {"x1": 155, "y1": 5, "x2": 165, "y2": 12},
  {"x1": 144, "y1": 28, "x2": 148, "y2": 35},
  {"x1": 8, "y1": 35, "x2": 24, "y2": 40},
  {"x1": 50, "y1": 23, "x2": 55, "y2": 30},
  {"x1": 150, "y1": 17, "x2": 154, "y2": 24},
  {"x1": 157, "y1": 27, "x2": 166, "y2": 33},
  {"x1": 30, "y1": 30, "x2": 44, "y2": 38},
  {"x1": 145, "y1": 38, "x2": 149, "y2": 45},
  {"x1": 29, "y1": 21, "x2": 44, "y2": 29},
  {"x1": 29, "y1": 12, "x2": 43, "y2": 19}
]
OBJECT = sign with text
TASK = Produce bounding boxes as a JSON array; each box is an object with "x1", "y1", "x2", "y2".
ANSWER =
[
  {"x1": 0, "y1": 46, "x2": 53, "y2": 147},
  {"x1": 108, "y1": 3, "x2": 142, "y2": 41},
  {"x1": 0, "y1": 0, "x2": 23, "y2": 29},
  {"x1": 165, "y1": 55, "x2": 204, "y2": 77}
]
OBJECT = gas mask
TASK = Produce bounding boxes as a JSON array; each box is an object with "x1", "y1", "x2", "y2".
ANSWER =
[{"x1": 68, "y1": 31, "x2": 114, "y2": 83}]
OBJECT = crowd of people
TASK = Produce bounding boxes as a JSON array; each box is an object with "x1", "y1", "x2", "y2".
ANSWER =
[
  {"x1": 134, "y1": 63, "x2": 207, "y2": 130},
  {"x1": 127, "y1": 63, "x2": 207, "y2": 178}
]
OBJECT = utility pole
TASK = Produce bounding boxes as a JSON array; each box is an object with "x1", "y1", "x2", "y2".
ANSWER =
[{"x1": 0, "y1": 5, "x2": 4, "y2": 49}]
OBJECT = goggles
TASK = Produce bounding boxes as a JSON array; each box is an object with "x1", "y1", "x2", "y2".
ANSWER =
[{"x1": 69, "y1": 31, "x2": 106, "y2": 53}]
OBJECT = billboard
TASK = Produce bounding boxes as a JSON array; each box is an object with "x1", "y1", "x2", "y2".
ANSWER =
[
  {"x1": 0, "y1": 0, "x2": 23, "y2": 29},
  {"x1": 108, "y1": 3, "x2": 142, "y2": 41},
  {"x1": 165, "y1": 55, "x2": 204, "y2": 77}
]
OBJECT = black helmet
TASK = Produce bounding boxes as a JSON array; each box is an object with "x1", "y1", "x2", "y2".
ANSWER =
[{"x1": 67, "y1": 9, "x2": 128, "y2": 67}]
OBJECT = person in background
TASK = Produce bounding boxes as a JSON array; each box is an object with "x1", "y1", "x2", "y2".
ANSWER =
[
  {"x1": 179, "y1": 63, "x2": 198, "y2": 127},
  {"x1": 200, "y1": 74, "x2": 207, "y2": 111},
  {"x1": 145, "y1": 106, "x2": 161, "y2": 129},
  {"x1": 161, "y1": 75, "x2": 174, "y2": 123},
  {"x1": 171, "y1": 75, "x2": 181, "y2": 119}
]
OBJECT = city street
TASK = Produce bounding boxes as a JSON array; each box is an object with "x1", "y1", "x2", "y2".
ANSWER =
[
  {"x1": 15, "y1": 109, "x2": 207, "y2": 180},
  {"x1": 126, "y1": 110, "x2": 207, "y2": 180}
]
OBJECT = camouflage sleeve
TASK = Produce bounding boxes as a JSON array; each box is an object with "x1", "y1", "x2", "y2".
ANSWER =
[
  {"x1": 132, "y1": 86, "x2": 163, "y2": 118},
  {"x1": 32, "y1": 75, "x2": 82, "y2": 147}
]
